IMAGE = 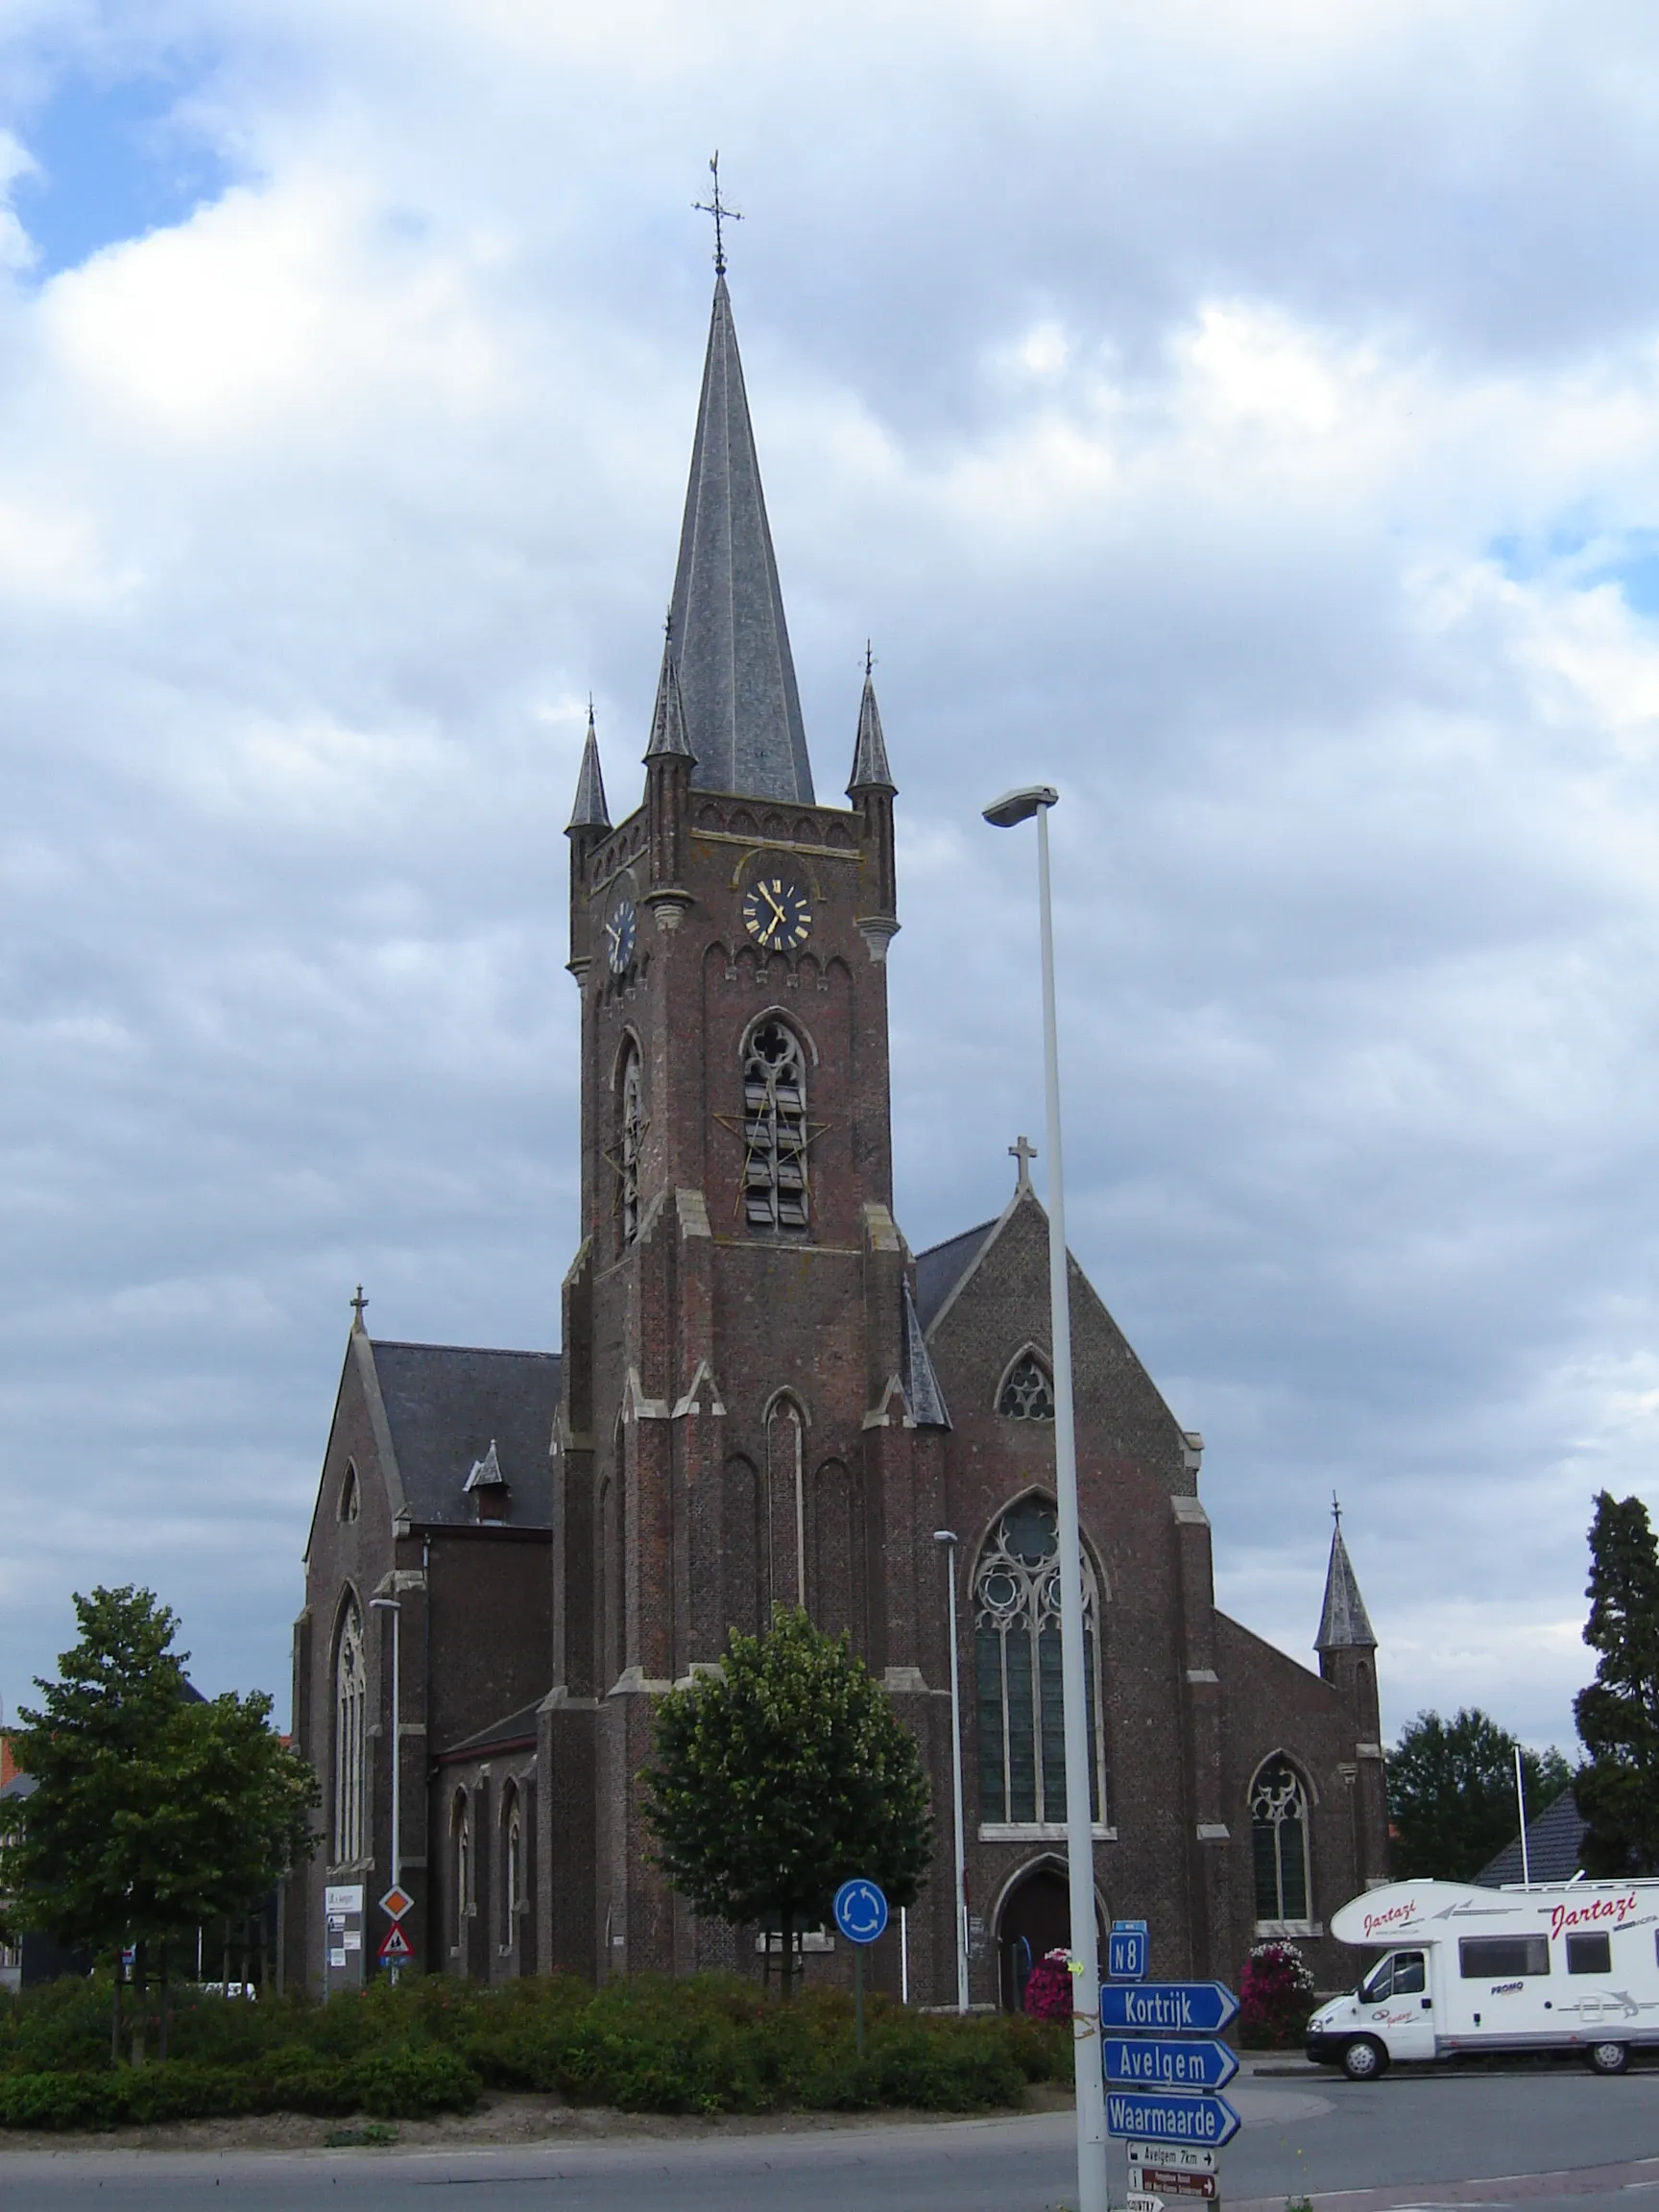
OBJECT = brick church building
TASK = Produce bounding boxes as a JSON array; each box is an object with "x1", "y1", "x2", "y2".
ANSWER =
[{"x1": 283, "y1": 272, "x2": 1389, "y2": 2007}]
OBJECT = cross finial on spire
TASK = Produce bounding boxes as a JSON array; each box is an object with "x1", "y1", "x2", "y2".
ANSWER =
[
  {"x1": 1332, "y1": 1490, "x2": 1342, "y2": 1531},
  {"x1": 1010, "y1": 1135, "x2": 1038, "y2": 1190},
  {"x1": 350, "y1": 1285, "x2": 368, "y2": 1332},
  {"x1": 693, "y1": 152, "x2": 742, "y2": 276},
  {"x1": 865, "y1": 638, "x2": 874, "y2": 680}
]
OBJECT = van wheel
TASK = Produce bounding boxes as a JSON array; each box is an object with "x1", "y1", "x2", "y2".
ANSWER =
[
  {"x1": 1587, "y1": 2042, "x2": 1630, "y2": 2077},
  {"x1": 1341, "y1": 2037, "x2": 1387, "y2": 2081}
]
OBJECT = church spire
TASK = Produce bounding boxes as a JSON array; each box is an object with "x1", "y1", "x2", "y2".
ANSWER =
[
  {"x1": 1315, "y1": 1500, "x2": 1377, "y2": 1652},
  {"x1": 644, "y1": 622, "x2": 694, "y2": 760},
  {"x1": 666, "y1": 277, "x2": 816, "y2": 805},
  {"x1": 847, "y1": 651, "x2": 896, "y2": 796},
  {"x1": 565, "y1": 703, "x2": 611, "y2": 834}
]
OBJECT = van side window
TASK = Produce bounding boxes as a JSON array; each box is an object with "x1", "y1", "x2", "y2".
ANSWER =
[
  {"x1": 1567, "y1": 1933, "x2": 1612, "y2": 1975},
  {"x1": 1391, "y1": 1951, "x2": 1425, "y2": 1994},
  {"x1": 1459, "y1": 1936, "x2": 1550, "y2": 1978}
]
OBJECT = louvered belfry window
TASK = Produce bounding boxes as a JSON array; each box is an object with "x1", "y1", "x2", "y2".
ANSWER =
[
  {"x1": 619, "y1": 1046, "x2": 644, "y2": 1245},
  {"x1": 742, "y1": 1021, "x2": 809, "y2": 1231}
]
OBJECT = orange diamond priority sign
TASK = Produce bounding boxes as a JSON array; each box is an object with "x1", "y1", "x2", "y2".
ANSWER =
[{"x1": 378, "y1": 1884, "x2": 415, "y2": 1921}]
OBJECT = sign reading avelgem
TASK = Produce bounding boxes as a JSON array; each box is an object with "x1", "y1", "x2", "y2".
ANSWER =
[
  {"x1": 1105, "y1": 2035, "x2": 1238, "y2": 2090},
  {"x1": 1100, "y1": 1983, "x2": 1239, "y2": 2036},
  {"x1": 1106, "y1": 2089, "x2": 1241, "y2": 2147}
]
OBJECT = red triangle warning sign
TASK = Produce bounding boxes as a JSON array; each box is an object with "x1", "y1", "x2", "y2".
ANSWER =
[{"x1": 377, "y1": 1923, "x2": 414, "y2": 1961}]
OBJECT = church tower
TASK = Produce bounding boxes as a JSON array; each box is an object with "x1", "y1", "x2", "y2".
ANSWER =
[
  {"x1": 1316, "y1": 1504, "x2": 1389, "y2": 1893},
  {"x1": 540, "y1": 276, "x2": 950, "y2": 1983}
]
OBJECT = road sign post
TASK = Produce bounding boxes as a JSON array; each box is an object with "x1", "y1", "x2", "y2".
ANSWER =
[
  {"x1": 1103, "y1": 1960, "x2": 1240, "y2": 2208},
  {"x1": 832, "y1": 1880, "x2": 889, "y2": 2057}
]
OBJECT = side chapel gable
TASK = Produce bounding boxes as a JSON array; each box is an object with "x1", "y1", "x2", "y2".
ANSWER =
[
  {"x1": 301, "y1": 1330, "x2": 406, "y2": 1567},
  {"x1": 922, "y1": 1186, "x2": 1190, "y2": 1489}
]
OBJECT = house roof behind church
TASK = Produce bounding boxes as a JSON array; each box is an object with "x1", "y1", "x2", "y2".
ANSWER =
[
  {"x1": 1476, "y1": 1789, "x2": 1588, "y2": 1887},
  {"x1": 914, "y1": 1219, "x2": 997, "y2": 1331},
  {"x1": 370, "y1": 1341, "x2": 560, "y2": 1528}
]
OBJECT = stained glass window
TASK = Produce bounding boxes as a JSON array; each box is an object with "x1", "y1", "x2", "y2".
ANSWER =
[
  {"x1": 332, "y1": 1602, "x2": 366, "y2": 1863},
  {"x1": 998, "y1": 1354, "x2": 1054, "y2": 1421},
  {"x1": 1250, "y1": 1758, "x2": 1310, "y2": 1924},
  {"x1": 974, "y1": 1498, "x2": 1104, "y2": 1825}
]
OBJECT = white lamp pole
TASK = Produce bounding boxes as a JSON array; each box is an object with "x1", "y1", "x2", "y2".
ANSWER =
[
  {"x1": 983, "y1": 783, "x2": 1107, "y2": 2212},
  {"x1": 933, "y1": 1528, "x2": 971, "y2": 2013},
  {"x1": 369, "y1": 1596, "x2": 401, "y2": 1979}
]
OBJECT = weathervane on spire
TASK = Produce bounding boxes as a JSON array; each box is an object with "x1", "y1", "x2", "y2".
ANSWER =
[{"x1": 693, "y1": 152, "x2": 742, "y2": 276}]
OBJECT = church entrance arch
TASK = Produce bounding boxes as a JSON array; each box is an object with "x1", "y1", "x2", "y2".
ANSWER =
[{"x1": 994, "y1": 1861, "x2": 1106, "y2": 2013}]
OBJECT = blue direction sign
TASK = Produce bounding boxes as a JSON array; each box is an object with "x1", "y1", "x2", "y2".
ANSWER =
[
  {"x1": 1107, "y1": 1927, "x2": 1149, "y2": 1981},
  {"x1": 1106, "y1": 2088, "x2": 1242, "y2": 2149},
  {"x1": 832, "y1": 1879, "x2": 889, "y2": 1945},
  {"x1": 1099, "y1": 1982, "x2": 1239, "y2": 2036},
  {"x1": 1104, "y1": 2036, "x2": 1238, "y2": 2091}
]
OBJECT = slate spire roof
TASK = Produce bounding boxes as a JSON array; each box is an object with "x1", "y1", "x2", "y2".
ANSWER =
[
  {"x1": 902, "y1": 1284, "x2": 950, "y2": 1429},
  {"x1": 847, "y1": 661, "x2": 895, "y2": 795},
  {"x1": 666, "y1": 277, "x2": 815, "y2": 804},
  {"x1": 566, "y1": 704, "x2": 611, "y2": 833},
  {"x1": 644, "y1": 628, "x2": 694, "y2": 760},
  {"x1": 1315, "y1": 1514, "x2": 1377, "y2": 1651}
]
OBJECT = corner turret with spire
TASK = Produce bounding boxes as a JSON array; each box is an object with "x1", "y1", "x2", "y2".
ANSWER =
[{"x1": 1315, "y1": 1496, "x2": 1389, "y2": 1885}]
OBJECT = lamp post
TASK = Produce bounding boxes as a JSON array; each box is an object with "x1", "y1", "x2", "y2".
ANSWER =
[
  {"x1": 933, "y1": 1528, "x2": 970, "y2": 2014},
  {"x1": 982, "y1": 783, "x2": 1106, "y2": 2212},
  {"x1": 369, "y1": 1596, "x2": 401, "y2": 1981}
]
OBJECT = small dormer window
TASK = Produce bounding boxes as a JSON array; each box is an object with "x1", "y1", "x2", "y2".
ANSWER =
[
  {"x1": 340, "y1": 1464, "x2": 360, "y2": 1523},
  {"x1": 998, "y1": 1353, "x2": 1054, "y2": 1421},
  {"x1": 464, "y1": 1439, "x2": 509, "y2": 1523}
]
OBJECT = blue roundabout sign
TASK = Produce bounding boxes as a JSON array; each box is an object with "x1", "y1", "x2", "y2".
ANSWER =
[{"x1": 832, "y1": 1878, "x2": 889, "y2": 1945}]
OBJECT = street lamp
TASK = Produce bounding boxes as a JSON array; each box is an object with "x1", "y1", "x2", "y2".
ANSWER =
[
  {"x1": 982, "y1": 782, "x2": 1106, "y2": 2212},
  {"x1": 933, "y1": 1528, "x2": 970, "y2": 2014},
  {"x1": 369, "y1": 1596, "x2": 401, "y2": 1981}
]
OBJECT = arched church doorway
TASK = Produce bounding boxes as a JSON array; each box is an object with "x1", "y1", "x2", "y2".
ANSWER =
[{"x1": 996, "y1": 1863, "x2": 1106, "y2": 2012}]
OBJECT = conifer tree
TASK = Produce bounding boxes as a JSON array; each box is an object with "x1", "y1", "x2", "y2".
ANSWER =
[
  {"x1": 640, "y1": 1607, "x2": 932, "y2": 1996},
  {"x1": 1575, "y1": 1491, "x2": 1659, "y2": 1874}
]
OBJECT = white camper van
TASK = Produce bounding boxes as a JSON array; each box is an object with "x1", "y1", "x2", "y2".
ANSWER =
[{"x1": 1307, "y1": 1877, "x2": 1659, "y2": 2080}]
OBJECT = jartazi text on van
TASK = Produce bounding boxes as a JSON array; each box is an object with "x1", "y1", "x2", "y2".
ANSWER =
[{"x1": 1307, "y1": 1877, "x2": 1659, "y2": 2080}]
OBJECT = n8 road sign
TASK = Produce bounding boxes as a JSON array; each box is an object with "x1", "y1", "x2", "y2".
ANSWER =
[{"x1": 1108, "y1": 1926, "x2": 1149, "y2": 1981}]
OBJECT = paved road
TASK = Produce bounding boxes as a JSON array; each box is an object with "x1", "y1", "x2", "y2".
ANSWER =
[{"x1": 3, "y1": 2069, "x2": 1657, "y2": 2210}]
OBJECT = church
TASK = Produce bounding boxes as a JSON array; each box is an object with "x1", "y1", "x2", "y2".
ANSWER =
[{"x1": 282, "y1": 267, "x2": 1389, "y2": 2008}]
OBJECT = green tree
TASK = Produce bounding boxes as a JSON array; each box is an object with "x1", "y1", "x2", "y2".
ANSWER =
[
  {"x1": 0, "y1": 1586, "x2": 317, "y2": 2058},
  {"x1": 640, "y1": 1607, "x2": 933, "y2": 1996},
  {"x1": 1575, "y1": 1490, "x2": 1659, "y2": 1875},
  {"x1": 1388, "y1": 1708, "x2": 1573, "y2": 1879}
]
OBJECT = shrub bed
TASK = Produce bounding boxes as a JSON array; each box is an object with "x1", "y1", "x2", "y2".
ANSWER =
[{"x1": 0, "y1": 1973, "x2": 1066, "y2": 2128}]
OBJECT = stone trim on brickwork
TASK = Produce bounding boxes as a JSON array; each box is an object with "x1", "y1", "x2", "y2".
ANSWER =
[{"x1": 978, "y1": 1822, "x2": 1116, "y2": 1842}]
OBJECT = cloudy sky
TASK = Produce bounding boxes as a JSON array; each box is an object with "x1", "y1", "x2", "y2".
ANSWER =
[{"x1": 5, "y1": 0, "x2": 1659, "y2": 1757}]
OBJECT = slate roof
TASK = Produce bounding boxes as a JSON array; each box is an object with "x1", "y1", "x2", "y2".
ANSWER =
[
  {"x1": 913, "y1": 1219, "x2": 997, "y2": 1331},
  {"x1": 1476, "y1": 1789, "x2": 1590, "y2": 1887},
  {"x1": 1315, "y1": 1526, "x2": 1377, "y2": 1651},
  {"x1": 439, "y1": 1701, "x2": 543, "y2": 1763},
  {"x1": 667, "y1": 277, "x2": 816, "y2": 804},
  {"x1": 902, "y1": 1285, "x2": 950, "y2": 1428},
  {"x1": 566, "y1": 708, "x2": 611, "y2": 832},
  {"x1": 847, "y1": 671, "x2": 895, "y2": 795},
  {"x1": 369, "y1": 1340, "x2": 561, "y2": 1529}
]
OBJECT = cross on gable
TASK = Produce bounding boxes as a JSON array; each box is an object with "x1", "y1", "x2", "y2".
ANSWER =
[
  {"x1": 350, "y1": 1285, "x2": 369, "y2": 1331},
  {"x1": 1009, "y1": 1135, "x2": 1038, "y2": 1190}
]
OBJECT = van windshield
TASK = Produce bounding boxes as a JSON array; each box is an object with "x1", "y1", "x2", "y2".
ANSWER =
[{"x1": 1358, "y1": 1950, "x2": 1425, "y2": 2003}]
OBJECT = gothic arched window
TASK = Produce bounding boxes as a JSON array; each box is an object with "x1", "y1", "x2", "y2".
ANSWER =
[
  {"x1": 998, "y1": 1353, "x2": 1054, "y2": 1421},
  {"x1": 742, "y1": 1021, "x2": 809, "y2": 1231},
  {"x1": 617, "y1": 1044, "x2": 644, "y2": 1247},
  {"x1": 1251, "y1": 1757, "x2": 1311, "y2": 1925},
  {"x1": 766, "y1": 1396, "x2": 806, "y2": 1610},
  {"x1": 332, "y1": 1600, "x2": 366, "y2": 1863},
  {"x1": 502, "y1": 1788, "x2": 522, "y2": 1944},
  {"x1": 974, "y1": 1497, "x2": 1104, "y2": 1826},
  {"x1": 339, "y1": 1464, "x2": 360, "y2": 1522},
  {"x1": 453, "y1": 1791, "x2": 472, "y2": 1934}
]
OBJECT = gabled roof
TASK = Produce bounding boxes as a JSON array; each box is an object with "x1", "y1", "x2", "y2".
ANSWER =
[
  {"x1": 913, "y1": 1218, "x2": 998, "y2": 1331},
  {"x1": 1315, "y1": 1524, "x2": 1377, "y2": 1652},
  {"x1": 666, "y1": 277, "x2": 815, "y2": 804},
  {"x1": 369, "y1": 1340, "x2": 560, "y2": 1529},
  {"x1": 1476, "y1": 1789, "x2": 1588, "y2": 1887},
  {"x1": 438, "y1": 1700, "x2": 542, "y2": 1763}
]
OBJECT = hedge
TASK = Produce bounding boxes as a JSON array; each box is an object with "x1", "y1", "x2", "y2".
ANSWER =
[{"x1": 0, "y1": 1973, "x2": 1067, "y2": 2129}]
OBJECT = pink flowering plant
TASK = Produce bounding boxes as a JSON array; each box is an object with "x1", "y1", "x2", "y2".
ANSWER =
[
  {"x1": 1238, "y1": 1940, "x2": 1316, "y2": 2049},
  {"x1": 1022, "y1": 1948, "x2": 1074, "y2": 2024}
]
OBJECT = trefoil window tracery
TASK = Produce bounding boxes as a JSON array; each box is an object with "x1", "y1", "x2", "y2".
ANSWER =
[{"x1": 998, "y1": 1353, "x2": 1054, "y2": 1421}]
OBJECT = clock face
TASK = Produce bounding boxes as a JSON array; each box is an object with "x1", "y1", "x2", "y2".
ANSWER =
[
  {"x1": 742, "y1": 872, "x2": 813, "y2": 952},
  {"x1": 604, "y1": 899, "x2": 637, "y2": 974}
]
